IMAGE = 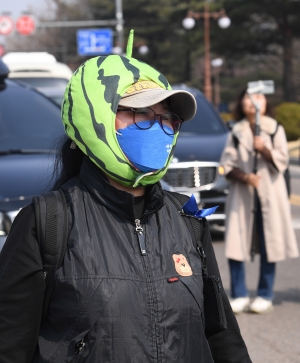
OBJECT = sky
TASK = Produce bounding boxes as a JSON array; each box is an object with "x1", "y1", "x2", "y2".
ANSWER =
[{"x1": 1, "y1": 0, "x2": 48, "y2": 18}]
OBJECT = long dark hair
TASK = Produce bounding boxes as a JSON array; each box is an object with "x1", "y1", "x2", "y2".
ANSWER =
[
  {"x1": 232, "y1": 88, "x2": 274, "y2": 121},
  {"x1": 51, "y1": 136, "x2": 85, "y2": 190}
]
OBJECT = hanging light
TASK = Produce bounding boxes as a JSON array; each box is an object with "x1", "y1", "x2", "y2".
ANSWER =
[
  {"x1": 138, "y1": 45, "x2": 149, "y2": 55},
  {"x1": 211, "y1": 58, "x2": 223, "y2": 67},
  {"x1": 182, "y1": 17, "x2": 196, "y2": 30},
  {"x1": 218, "y1": 16, "x2": 231, "y2": 29}
]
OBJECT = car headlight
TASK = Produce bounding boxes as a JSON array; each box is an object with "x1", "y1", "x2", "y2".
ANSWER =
[{"x1": 218, "y1": 165, "x2": 225, "y2": 175}]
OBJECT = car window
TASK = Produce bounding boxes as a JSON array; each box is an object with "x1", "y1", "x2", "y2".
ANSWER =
[
  {"x1": 13, "y1": 77, "x2": 69, "y2": 89},
  {"x1": 50, "y1": 95, "x2": 64, "y2": 106},
  {"x1": 0, "y1": 84, "x2": 64, "y2": 152},
  {"x1": 180, "y1": 94, "x2": 226, "y2": 135}
]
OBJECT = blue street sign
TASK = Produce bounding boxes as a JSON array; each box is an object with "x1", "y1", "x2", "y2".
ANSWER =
[{"x1": 77, "y1": 28, "x2": 113, "y2": 56}]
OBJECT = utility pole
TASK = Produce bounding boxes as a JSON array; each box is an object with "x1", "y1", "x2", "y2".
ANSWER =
[
  {"x1": 203, "y1": 5, "x2": 211, "y2": 102},
  {"x1": 115, "y1": 0, "x2": 124, "y2": 53},
  {"x1": 182, "y1": 6, "x2": 230, "y2": 102}
]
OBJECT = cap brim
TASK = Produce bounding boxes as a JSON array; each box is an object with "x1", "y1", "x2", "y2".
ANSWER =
[{"x1": 119, "y1": 89, "x2": 197, "y2": 122}]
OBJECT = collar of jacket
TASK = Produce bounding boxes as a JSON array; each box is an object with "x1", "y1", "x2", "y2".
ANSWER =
[
  {"x1": 233, "y1": 116, "x2": 277, "y2": 135},
  {"x1": 79, "y1": 156, "x2": 165, "y2": 220},
  {"x1": 232, "y1": 116, "x2": 277, "y2": 152}
]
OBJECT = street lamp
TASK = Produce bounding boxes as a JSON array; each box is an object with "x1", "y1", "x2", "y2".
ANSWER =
[
  {"x1": 182, "y1": 5, "x2": 230, "y2": 102},
  {"x1": 138, "y1": 45, "x2": 149, "y2": 55}
]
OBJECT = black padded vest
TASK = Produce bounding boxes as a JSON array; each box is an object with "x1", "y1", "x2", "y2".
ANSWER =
[{"x1": 33, "y1": 159, "x2": 213, "y2": 363}]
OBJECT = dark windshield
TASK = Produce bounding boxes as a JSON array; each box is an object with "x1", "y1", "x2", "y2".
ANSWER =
[
  {"x1": 0, "y1": 84, "x2": 64, "y2": 152},
  {"x1": 13, "y1": 77, "x2": 69, "y2": 89},
  {"x1": 180, "y1": 93, "x2": 226, "y2": 135}
]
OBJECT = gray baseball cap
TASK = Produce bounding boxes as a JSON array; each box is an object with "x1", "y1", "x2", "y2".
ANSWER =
[{"x1": 119, "y1": 81, "x2": 197, "y2": 121}]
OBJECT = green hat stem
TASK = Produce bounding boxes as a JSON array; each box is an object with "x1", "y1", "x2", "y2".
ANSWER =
[{"x1": 126, "y1": 29, "x2": 134, "y2": 58}]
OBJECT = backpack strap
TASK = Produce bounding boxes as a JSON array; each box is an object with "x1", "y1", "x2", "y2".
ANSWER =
[
  {"x1": 270, "y1": 121, "x2": 279, "y2": 145},
  {"x1": 33, "y1": 189, "x2": 68, "y2": 319},
  {"x1": 165, "y1": 191, "x2": 208, "y2": 277},
  {"x1": 232, "y1": 134, "x2": 239, "y2": 149}
]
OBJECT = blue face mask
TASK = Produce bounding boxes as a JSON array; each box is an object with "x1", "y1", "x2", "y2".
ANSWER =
[{"x1": 116, "y1": 120, "x2": 174, "y2": 173}]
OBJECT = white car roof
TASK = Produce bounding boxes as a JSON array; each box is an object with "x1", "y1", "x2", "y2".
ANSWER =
[
  {"x1": 2, "y1": 52, "x2": 73, "y2": 80},
  {"x1": 2, "y1": 52, "x2": 57, "y2": 64}
]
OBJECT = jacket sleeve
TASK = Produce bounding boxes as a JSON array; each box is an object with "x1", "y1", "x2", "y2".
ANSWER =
[
  {"x1": 202, "y1": 219, "x2": 252, "y2": 363},
  {"x1": 220, "y1": 132, "x2": 240, "y2": 176},
  {"x1": 0, "y1": 204, "x2": 45, "y2": 363}
]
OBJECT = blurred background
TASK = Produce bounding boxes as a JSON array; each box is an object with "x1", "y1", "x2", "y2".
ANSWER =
[
  {"x1": 1, "y1": 0, "x2": 300, "y2": 142},
  {"x1": 0, "y1": 1, "x2": 299, "y2": 362}
]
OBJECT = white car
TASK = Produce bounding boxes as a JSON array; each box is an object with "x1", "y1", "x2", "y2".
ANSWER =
[{"x1": 2, "y1": 52, "x2": 73, "y2": 105}]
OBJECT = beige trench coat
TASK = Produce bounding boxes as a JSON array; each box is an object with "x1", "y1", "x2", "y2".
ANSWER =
[{"x1": 220, "y1": 116, "x2": 299, "y2": 262}]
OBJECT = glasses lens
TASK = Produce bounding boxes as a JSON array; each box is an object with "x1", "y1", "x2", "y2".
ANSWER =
[
  {"x1": 161, "y1": 113, "x2": 182, "y2": 135},
  {"x1": 134, "y1": 108, "x2": 155, "y2": 129}
]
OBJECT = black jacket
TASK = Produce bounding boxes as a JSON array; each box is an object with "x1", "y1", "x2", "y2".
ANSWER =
[{"x1": 0, "y1": 158, "x2": 252, "y2": 363}]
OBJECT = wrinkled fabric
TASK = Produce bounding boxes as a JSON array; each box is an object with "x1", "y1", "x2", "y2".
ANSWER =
[
  {"x1": 33, "y1": 158, "x2": 214, "y2": 363},
  {"x1": 0, "y1": 154, "x2": 252, "y2": 363}
]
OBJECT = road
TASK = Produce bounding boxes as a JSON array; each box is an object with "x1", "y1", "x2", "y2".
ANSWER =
[{"x1": 211, "y1": 164, "x2": 300, "y2": 363}]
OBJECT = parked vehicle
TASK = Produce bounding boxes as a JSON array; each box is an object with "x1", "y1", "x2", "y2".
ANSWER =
[
  {"x1": 0, "y1": 59, "x2": 64, "y2": 251},
  {"x1": 163, "y1": 84, "x2": 230, "y2": 231},
  {"x1": 2, "y1": 52, "x2": 73, "y2": 106}
]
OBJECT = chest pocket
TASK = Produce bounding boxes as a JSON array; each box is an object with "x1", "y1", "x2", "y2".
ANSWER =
[{"x1": 178, "y1": 275, "x2": 205, "y2": 327}]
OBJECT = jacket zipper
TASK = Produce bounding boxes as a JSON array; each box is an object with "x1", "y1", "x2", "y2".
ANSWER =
[
  {"x1": 134, "y1": 219, "x2": 160, "y2": 361},
  {"x1": 135, "y1": 219, "x2": 146, "y2": 255},
  {"x1": 70, "y1": 339, "x2": 85, "y2": 363}
]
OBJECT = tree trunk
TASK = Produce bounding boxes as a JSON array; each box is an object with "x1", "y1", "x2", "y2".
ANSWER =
[{"x1": 282, "y1": 26, "x2": 295, "y2": 101}]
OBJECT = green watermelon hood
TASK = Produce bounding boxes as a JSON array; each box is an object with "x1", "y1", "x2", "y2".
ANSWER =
[{"x1": 62, "y1": 30, "x2": 193, "y2": 187}]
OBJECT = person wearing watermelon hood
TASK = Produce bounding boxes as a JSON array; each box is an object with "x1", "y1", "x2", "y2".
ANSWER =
[{"x1": 0, "y1": 30, "x2": 252, "y2": 363}]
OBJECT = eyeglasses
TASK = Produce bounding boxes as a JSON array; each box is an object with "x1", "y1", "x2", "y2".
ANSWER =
[{"x1": 117, "y1": 107, "x2": 183, "y2": 135}]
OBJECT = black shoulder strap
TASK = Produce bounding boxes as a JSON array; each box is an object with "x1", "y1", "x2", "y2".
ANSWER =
[
  {"x1": 270, "y1": 121, "x2": 279, "y2": 145},
  {"x1": 33, "y1": 189, "x2": 68, "y2": 280},
  {"x1": 269, "y1": 122, "x2": 291, "y2": 195},
  {"x1": 232, "y1": 134, "x2": 239, "y2": 149},
  {"x1": 165, "y1": 191, "x2": 208, "y2": 276},
  {"x1": 33, "y1": 189, "x2": 68, "y2": 320}
]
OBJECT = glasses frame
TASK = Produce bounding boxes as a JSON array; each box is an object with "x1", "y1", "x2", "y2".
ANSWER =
[{"x1": 117, "y1": 107, "x2": 183, "y2": 135}]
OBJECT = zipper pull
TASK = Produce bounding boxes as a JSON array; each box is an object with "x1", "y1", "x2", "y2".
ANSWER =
[
  {"x1": 70, "y1": 339, "x2": 85, "y2": 363},
  {"x1": 75, "y1": 338, "x2": 85, "y2": 353},
  {"x1": 135, "y1": 219, "x2": 146, "y2": 255},
  {"x1": 215, "y1": 277, "x2": 221, "y2": 292}
]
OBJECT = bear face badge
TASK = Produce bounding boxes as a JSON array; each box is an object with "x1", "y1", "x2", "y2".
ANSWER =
[{"x1": 172, "y1": 254, "x2": 193, "y2": 276}]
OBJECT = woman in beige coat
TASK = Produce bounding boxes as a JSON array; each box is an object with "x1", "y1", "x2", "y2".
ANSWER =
[{"x1": 220, "y1": 89, "x2": 299, "y2": 314}]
